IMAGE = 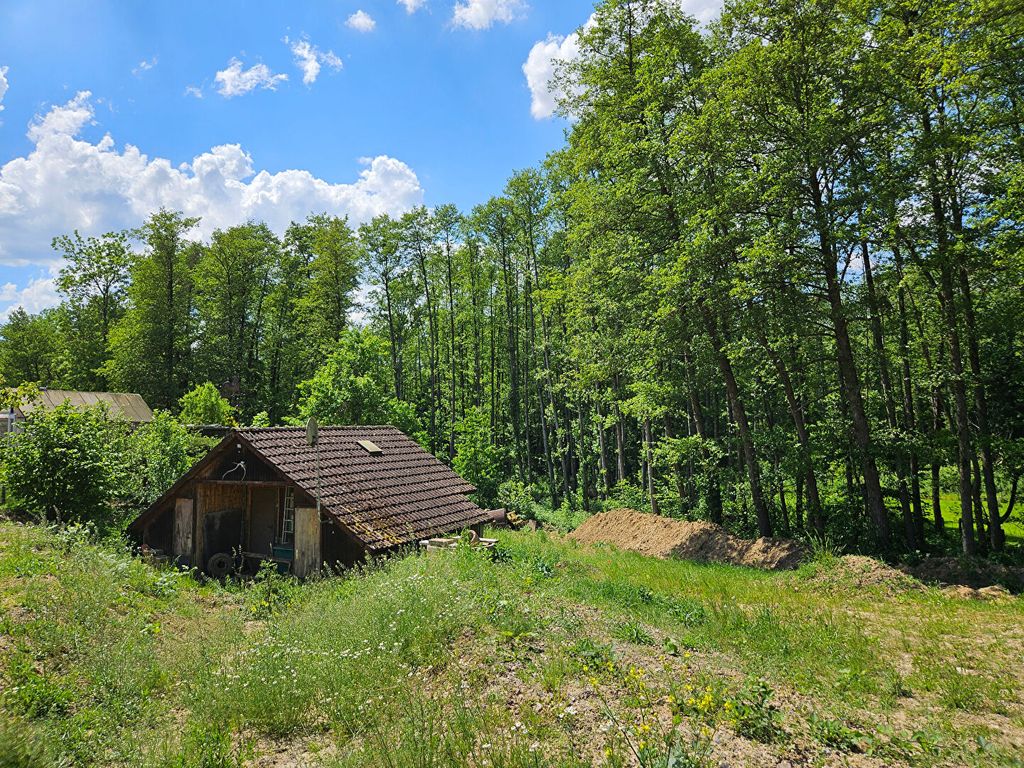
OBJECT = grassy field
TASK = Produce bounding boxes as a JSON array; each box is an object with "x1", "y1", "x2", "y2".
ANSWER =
[
  {"x1": 929, "y1": 492, "x2": 1024, "y2": 547},
  {"x1": 1, "y1": 522, "x2": 1022, "y2": 767}
]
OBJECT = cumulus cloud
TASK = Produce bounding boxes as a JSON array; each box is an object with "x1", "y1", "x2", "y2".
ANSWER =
[
  {"x1": 398, "y1": 0, "x2": 427, "y2": 12},
  {"x1": 347, "y1": 10, "x2": 377, "y2": 32},
  {"x1": 0, "y1": 92, "x2": 425, "y2": 272},
  {"x1": 522, "y1": 17, "x2": 591, "y2": 120},
  {"x1": 523, "y1": 1, "x2": 722, "y2": 120},
  {"x1": 214, "y1": 58, "x2": 288, "y2": 97},
  {"x1": 0, "y1": 66, "x2": 8, "y2": 112},
  {"x1": 452, "y1": 0, "x2": 525, "y2": 30},
  {"x1": 287, "y1": 38, "x2": 343, "y2": 85},
  {"x1": 0, "y1": 275, "x2": 60, "y2": 320}
]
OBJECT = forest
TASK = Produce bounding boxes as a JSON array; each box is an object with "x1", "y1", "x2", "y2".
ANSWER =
[{"x1": 1, "y1": 0, "x2": 1022, "y2": 557}]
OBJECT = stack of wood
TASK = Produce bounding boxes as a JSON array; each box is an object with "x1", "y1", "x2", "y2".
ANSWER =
[{"x1": 419, "y1": 533, "x2": 498, "y2": 552}]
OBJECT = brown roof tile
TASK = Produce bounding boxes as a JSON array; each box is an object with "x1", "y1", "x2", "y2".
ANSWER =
[{"x1": 237, "y1": 426, "x2": 489, "y2": 551}]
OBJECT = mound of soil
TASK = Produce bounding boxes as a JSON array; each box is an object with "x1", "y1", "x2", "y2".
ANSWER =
[
  {"x1": 902, "y1": 557, "x2": 1024, "y2": 594},
  {"x1": 810, "y1": 555, "x2": 924, "y2": 594},
  {"x1": 569, "y1": 508, "x2": 804, "y2": 570}
]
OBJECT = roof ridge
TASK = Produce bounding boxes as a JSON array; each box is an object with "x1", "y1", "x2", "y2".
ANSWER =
[{"x1": 237, "y1": 425, "x2": 402, "y2": 431}]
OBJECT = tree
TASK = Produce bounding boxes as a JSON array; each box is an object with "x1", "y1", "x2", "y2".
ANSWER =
[
  {"x1": 106, "y1": 210, "x2": 200, "y2": 409},
  {"x1": 454, "y1": 407, "x2": 502, "y2": 506},
  {"x1": 52, "y1": 230, "x2": 132, "y2": 388},
  {"x1": 179, "y1": 382, "x2": 235, "y2": 426},
  {"x1": 0, "y1": 309, "x2": 64, "y2": 386},
  {"x1": 294, "y1": 328, "x2": 423, "y2": 440}
]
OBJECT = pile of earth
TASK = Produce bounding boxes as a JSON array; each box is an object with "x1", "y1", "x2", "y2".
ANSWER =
[
  {"x1": 568, "y1": 508, "x2": 804, "y2": 570},
  {"x1": 900, "y1": 556, "x2": 1024, "y2": 594},
  {"x1": 808, "y1": 554, "x2": 925, "y2": 595}
]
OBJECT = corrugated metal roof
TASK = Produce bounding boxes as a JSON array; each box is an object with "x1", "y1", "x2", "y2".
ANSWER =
[
  {"x1": 15, "y1": 390, "x2": 154, "y2": 423},
  {"x1": 236, "y1": 426, "x2": 489, "y2": 551}
]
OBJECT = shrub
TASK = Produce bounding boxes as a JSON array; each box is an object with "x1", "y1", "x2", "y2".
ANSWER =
[
  {"x1": 453, "y1": 407, "x2": 502, "y2": 507},
  {"x1": 178, "y1": 382, "x2": 235, "y2": 426},
  {"x1": 1, "y1": 402, "x2": 128, "y2": 528},
  {"x1": 498, "y1": 479, "x2": 539, "y2": 520},
  {"x1": 126, "y1": 410, "x2": 203, "y2": 505}
]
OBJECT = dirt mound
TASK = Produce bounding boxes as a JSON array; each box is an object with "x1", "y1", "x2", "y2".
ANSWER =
[
  {"x1": 568, "y1": 509, "x2": 804, "y2": 570},
  {"x1": 810, "y1": 555, "x2": 924, "y2": 594},
  {"x1": 902, "y1": 557, "x2": 1024, "y2": 593}
]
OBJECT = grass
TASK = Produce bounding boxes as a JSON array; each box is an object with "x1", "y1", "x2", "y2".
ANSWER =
[
  {"x1": 931, "y1": 492, "x2": 1024, "y2": 547},
  {"x1": 0, "y1": 522, "x2": 1022, "y2": 767}
]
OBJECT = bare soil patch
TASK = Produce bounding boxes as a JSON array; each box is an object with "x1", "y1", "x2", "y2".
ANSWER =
[{"x1": 569, "y1": 509, "x2": 804, "y2": 570}]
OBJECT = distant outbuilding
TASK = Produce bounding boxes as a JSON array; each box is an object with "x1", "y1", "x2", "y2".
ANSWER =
[
  {"x1": 1, "y1": 389, "x2": 154, "y2": 434},
  {"x1": 127, "y1": 426, "x2": 490, "y2": 577}
]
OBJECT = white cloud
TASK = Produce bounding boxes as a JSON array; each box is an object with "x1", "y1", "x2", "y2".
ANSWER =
[
  {"x1": 184, "y1": 85, "x2": 204, "y2": 99},
  {"x1": 0, "y1": 275, "x2": 60, "y2": 320},
  {"x1": 0, "y1": 92, "x2": 425, "y2": 274},
  {"x1": 0, "y1": 66, "x2": 8, "y2": 112},
  {"x1": 522, "y1": 17, "x2": 591, "y2": 120},
  {"x1": 214, "y1": 58, "x2": 288, "y2": 98},
  {"x1": 398, "y1": 0, "x2": 426, "y2": 12},
  {"x1": 452, "y1": 0, "x2": 525, "y2": 30},
  {"x1": 347, "y1": 10, "x2": 377, "y2": 32},
  {"x1": 132, "y1": 57, "x2": 157, "y2": 76},
  {"x1": 287, "y1": 38, "x2": 343, "y2": 85},
  {"x1": 523, "y1": 1, "x2": 722, "y2": 120}
]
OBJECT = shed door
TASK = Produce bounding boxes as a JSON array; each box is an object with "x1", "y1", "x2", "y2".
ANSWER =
[
  {"x1": 173, "y1": 499, "x2": 194, "y2": 561},
  {"x1": 293, "y1": 507, "x2": 321, "y2": 578}
]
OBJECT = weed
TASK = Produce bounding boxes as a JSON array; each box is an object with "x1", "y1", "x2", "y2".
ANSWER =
[
  {"x1": 567, "y1": 637, "x2": 615, "y2": 672},
  {"x1": 809, "y1": 713, "x2": 865, "y2": 753},
  {"x1": 0, "y1": 715, "x2": 52, "y2": 768},
  {"x1": 729, "y1": 678, "x2": 784, "y2": 744},
  {"x1": 613, "y1": 620, "x2": 655, "y2": 646},
  {"x1": 244, "y1": 559, "x2": 299, "y2": 619}
]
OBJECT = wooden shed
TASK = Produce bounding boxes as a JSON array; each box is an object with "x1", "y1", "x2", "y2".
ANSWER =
[{"x1": 127, "y1": 426, "x2": 490, "y2": 577}]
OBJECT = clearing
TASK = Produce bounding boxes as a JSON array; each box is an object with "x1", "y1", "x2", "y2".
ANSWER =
[{"x1": 0, "y1": 521, "x2": 1022, "y2": 767}]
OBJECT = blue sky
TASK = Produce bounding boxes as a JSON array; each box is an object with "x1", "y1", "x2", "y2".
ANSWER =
[{"x1": 0, "y1": 0, "x2": 719, "y2": 318}]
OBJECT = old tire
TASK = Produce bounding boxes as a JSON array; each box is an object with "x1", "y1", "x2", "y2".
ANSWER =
[{"x1": 207, "y1": 552, "x2": 233, "y2": 579}]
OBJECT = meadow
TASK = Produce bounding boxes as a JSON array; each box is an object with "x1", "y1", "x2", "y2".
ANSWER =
[{"x1": 0, "y1": 521, "x2": 1022, "y2": 768}]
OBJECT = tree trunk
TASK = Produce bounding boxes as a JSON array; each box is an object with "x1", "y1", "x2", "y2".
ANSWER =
[
  {"x1": 862, "y1": 240, "x2": 916, "y2": 548},
  {"x1": 810, "y1": 170, "x2": 889, "y2": 547},
  {"x1": 699, "y1": 302, "x2": 772, "y2": 537}
]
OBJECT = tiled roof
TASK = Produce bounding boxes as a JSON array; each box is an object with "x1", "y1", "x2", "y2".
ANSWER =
[{"x1": 237, "y1": 426, "x2": 489, "y2": 551}]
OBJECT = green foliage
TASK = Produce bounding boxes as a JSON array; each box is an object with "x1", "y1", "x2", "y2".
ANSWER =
[
  {"x1": 498, "y1": 479, "x2": 541, "y2": 520},
  {"x1": 178, "y1": 382, "x2": 235, "y2": 426},
  {"x1": 244, "y1": 560, "x2": 299, "y2": 619},
  {"x1": 0, "y1": 309, "x2": 64, "y2": 386},
  {"x1": 127, "y1": 410, "x2": 202, "y2": 505},
  {"x1": 248, "y1": 410, "x2": 270, "y2": 428},
  {"x1": 294, "y1": 328, "x2": 423, "y2": 438},
  {"x1": 453, "y1": 407, "x2": 501, "y2": 506},
  {"x1": 0, "y1": 715, "x2": 52, "y2": 768},
  {"x1": 1, "y1": 403, "x2": 127, "y2": 528}
]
